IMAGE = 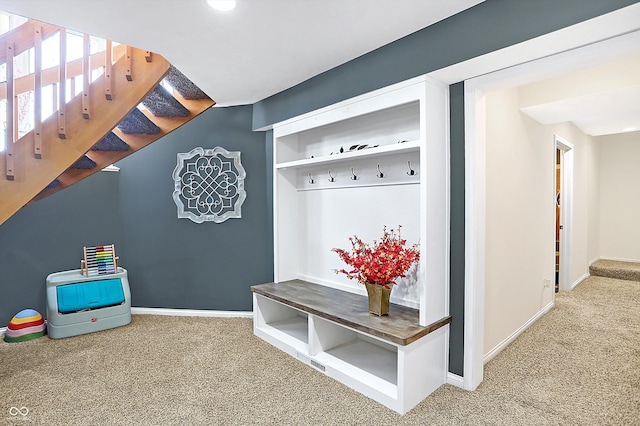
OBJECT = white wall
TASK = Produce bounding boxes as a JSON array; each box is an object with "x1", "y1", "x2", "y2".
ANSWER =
[
  {"x1": 596, "y1": 131, "x2": 640, "y2": 262},
  {"x1": 483, "y1": 87, "x2": 597, "y2": 358}
]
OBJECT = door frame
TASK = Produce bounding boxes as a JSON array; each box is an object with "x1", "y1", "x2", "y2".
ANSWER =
[{"x1": 554, "y1": 135, "x2": 574, "y2": 292}]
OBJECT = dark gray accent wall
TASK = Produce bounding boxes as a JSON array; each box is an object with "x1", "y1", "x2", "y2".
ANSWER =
[
  {"x1": 0, "y1": 105, "x2": 272, "y2": 326},
  {"x1": 449, "y1": 82, "x2": 466, "y2": 376},
  {"x1": 251, "y1": 0, "x2": 638, "y2": 376}
]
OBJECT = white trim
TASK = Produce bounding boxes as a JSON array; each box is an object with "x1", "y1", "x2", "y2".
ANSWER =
[
  {"x1": 599, "y1": 256, "x2": 640, "y2": 264},
  {"x1": 483, "y1": 301, "x2": 555, "y2": 365},
  {"x1": 101, "y1": 164, "x2": 120, "y2": 172},
  {"x1": 462, "y1": 82, "x2": 486, "y2": 391},
  {"x1": 570, "y1": 273, "x2": 590, "y2": 290},
  {"x1": 0, "y1": 326, "x2": 6, "y2": 335},
  {"x1": 446, "y1": 372, "x2": 464, "y2": 388},
  {"x1": 131, "y1": 307, "x2": 253, "y2": 318},
  {"x1": 555, "y1": 135, "x2": 574, "y2": 292}
]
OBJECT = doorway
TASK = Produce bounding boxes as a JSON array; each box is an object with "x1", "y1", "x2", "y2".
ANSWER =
[{"x1": 554, "y1": 135, "x2": 573, "y2": 292}]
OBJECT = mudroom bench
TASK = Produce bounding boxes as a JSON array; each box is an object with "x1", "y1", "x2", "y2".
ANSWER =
[{"x1": 252, "y1": 280, "x2": 451, "y2": 414}]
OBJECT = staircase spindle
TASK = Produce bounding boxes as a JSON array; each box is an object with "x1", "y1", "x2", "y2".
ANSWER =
[
  {"x1": 34, "y1": 26, "x2": 43, "y2": 159},
  {"x1": 58, "y1": 28, "x2": 67, "y2": 139},
  {"x1": 105, "y1": 40, "x2": 113, "y2": 100},
  {"x1": 82, "y1": 33, "x2": 90, "y2": 119},
  {"x1": 145, "y1": 51, "x2": 152, "y2": 62},
  {"x1": 5, "y1": 42, "x2": 15, "y2": 180},
  {"x1": 125, "y1": 45, "x2": 132, "y2": 81}
]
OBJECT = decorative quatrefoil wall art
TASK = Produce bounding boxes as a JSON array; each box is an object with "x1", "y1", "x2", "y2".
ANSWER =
[{"x1": 172, "y1": 147, "x2": 246, "y2": 223}]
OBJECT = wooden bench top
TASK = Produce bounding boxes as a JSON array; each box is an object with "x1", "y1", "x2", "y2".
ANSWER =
[{"x1": 251, "y1": 279, "x2": 450, "y2": 346}]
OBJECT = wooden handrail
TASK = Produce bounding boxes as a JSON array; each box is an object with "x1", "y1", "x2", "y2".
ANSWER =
[
  {"x1": 0, "y1": 47, "x2": 126, "y2": 99},
  {"x1": 0, "y1": 20, "x2": 60, "y2": 63},
  {"x1": 0, "y1": 32, "x2": 127, "y2": 101}
]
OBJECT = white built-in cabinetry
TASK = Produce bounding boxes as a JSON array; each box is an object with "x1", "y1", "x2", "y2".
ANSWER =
[{"x1": 252, "y1": 75, "x2": 450, "y2": 414}]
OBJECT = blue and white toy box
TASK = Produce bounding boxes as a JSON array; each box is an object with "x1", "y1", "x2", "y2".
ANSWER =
[{"x1": 46, "y1": 267, "x2": 131, "y2": 339}]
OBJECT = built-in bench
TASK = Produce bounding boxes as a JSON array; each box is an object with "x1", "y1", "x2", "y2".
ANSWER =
[{"x1": 251, "y1": 280, "x2": 451, "y2": 414}]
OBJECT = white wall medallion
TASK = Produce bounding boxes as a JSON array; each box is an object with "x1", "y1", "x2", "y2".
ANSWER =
[{"x1": 172, "y1": 147, "x2": 246, "y2": 223}]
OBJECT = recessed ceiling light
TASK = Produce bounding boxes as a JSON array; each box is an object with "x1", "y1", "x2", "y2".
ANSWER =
[
  {"x1": 622, "y1": 127, "x2": 637, "y2": 132},
  {"x1": 206, "y1": 0, "x2": 236, "y2": 12}
]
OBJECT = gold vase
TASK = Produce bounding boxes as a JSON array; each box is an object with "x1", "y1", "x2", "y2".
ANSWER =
[{"x1": 364, "y1": 283, "x2": 392, "y2": 316}]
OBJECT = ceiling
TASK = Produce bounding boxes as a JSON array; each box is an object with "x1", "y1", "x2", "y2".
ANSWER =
[
  {"x1": 0, "y1": 0, "x2": 483, "y2": 105},
  {"x1": 1, "y1": 0, "x2": 637, "y2": 136},
  {"x1": 518, "y1": 55, "x2": 640, "y2": 137}
]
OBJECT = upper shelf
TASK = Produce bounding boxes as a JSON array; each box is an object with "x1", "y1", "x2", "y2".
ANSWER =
[{"x1": 276, "y1": 140, "x2": 420, "y2": 170}]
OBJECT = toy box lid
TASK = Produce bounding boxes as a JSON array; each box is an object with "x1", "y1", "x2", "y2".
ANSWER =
[{"x1": 56, "y1": 278, "x2": 125, "y2": 313}]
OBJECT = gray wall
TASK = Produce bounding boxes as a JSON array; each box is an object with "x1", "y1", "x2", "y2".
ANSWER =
[{"x1": 0, "y1": 105, "x2": 273, "y2": 326}]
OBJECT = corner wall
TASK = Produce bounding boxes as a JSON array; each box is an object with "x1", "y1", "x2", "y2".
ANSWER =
[{"x1": 596, "y1": 131, "x2": 640, "y2": 262}]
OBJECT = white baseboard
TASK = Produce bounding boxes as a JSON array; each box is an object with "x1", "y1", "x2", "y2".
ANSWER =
[
  {"x1": 483, "y1": 301, "x2": 554, "y2": 365},
  {"x1": 571, "y1": 272, "x2": 590, "y2": 290},
  {"x1": 446, "y1": 372, "x2": 464, "y2": 388},
  {"x1": 131, "y1": 307, "x2": 253, "y2": 318},
  {"x1": 0, "y1": 326, "x2": 6, "y2": 335},
  {"x1": 599, "y1": 256, "x2": 640, "y2": 263}
]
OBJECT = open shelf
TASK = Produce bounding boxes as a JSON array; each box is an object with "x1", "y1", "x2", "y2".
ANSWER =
[
  {"x1": 323, "y1": 337, "x2": 397, "y2": 386},
  {"x1": 276, "y1": 140, "x2": 420, "y2": 170},
  {"x1": 268, "y1": 315, "x2": 308, "y2": 344},
  {"x1": 254, "y1": 294, "x2": 309, "y2": 353}
]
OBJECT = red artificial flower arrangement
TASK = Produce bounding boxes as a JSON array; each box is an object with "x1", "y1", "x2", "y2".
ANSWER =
[{"x1": 332, "y1": 226, "x2": 420, "y2": 289}]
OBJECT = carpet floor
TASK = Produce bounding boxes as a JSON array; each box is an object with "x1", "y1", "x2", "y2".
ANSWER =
[{"x1": 1, "y1": 275, "x2": 638, "y2": 425}]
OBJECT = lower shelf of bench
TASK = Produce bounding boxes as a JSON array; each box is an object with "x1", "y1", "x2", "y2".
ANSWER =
[{"x1": 251, "y1": 280, "x2": 450, "y2": 414}]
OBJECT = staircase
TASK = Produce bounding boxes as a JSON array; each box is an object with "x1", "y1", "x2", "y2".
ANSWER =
[
  {"x1": 0, "y1": 19, "x2": 215, "y2": 225},
  {"x1": 590, "y1": 260, "x2": 640, "y2": 282}
]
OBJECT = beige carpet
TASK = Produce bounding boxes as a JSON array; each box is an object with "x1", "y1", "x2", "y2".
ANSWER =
[
  {"x1": 1, "y1": 275, "x2": 638, "y2": 425},
  {"x1": 590, "y1": 259, "x2": 640, "y2": 281}
]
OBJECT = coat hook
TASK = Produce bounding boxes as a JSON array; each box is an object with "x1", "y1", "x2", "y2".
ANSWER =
[
  {"x1": 376, "y1": 164, "x2": 384, "y2": 178},
  {"x1": 308, "y1": 173, "x2": 315, "y2": 184},
  {"x1": 328, "y1": 170, "x2": 335, "y2": 182},
  {"x1": 407, "y1": 160, "x2": 416, "y2": 176},
  {"x1": 350, "y1": 167, "x2": 358, "y2": 181}
]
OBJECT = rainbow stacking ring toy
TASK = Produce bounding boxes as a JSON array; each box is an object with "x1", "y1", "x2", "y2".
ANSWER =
[{"x1": 3, "y1": 309, "x2": 47, "y2": 343}]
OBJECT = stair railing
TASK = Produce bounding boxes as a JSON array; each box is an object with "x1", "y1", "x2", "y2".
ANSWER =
[{"x1": 0, "y1": 19, "x2": 129, "y2": 182}]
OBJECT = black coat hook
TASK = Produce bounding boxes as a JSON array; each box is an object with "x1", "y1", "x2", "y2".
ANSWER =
[
  {"x1": 376, "y1": 164, "x2": 384, "y2": 178},
  {"x1": 407, "y1": 160, "x2": 416, "y2": 176},
  {"x1": 350, "y1": 167, "x2": 358, "y2": 181},
  {"x1": 308, "y1": 173, "x2": 315, "y2": 184},
  {"x1": 328, "y1": 170, "x2": 335, "y2": 182}
]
